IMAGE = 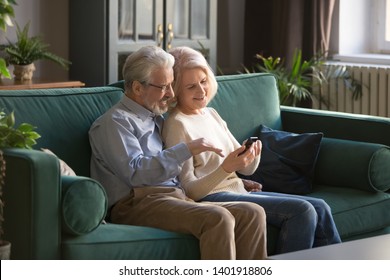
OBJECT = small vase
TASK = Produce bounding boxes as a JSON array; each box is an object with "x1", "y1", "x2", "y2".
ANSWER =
[
  {"x1": 0, "y1": 240, "x2": 11, "y2": 260},
  {"x1": 13, "y1": 63, "x2": 36, "y2": 81}
]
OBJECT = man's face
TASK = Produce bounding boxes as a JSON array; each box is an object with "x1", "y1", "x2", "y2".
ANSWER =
[{"x1": 140, "y1": 67, "x2": 175, "y2": 115}]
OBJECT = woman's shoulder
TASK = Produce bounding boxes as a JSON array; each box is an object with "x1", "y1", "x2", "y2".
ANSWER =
[
  {"x1": 165, "y1": 109, "x2": 185, "y2": 123},
  {"x1": 205, "y1": 107, "x2": 225, "y2": 122}
]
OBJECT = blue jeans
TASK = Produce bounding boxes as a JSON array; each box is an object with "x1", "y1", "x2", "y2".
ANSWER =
[{"x1": 202, "y1": 191, "x2": 341, "y2": 254}]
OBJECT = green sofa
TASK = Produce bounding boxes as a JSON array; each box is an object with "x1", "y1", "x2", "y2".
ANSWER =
[{"x1": 1, "y1": 73, "x2": 390, "y2": 259}]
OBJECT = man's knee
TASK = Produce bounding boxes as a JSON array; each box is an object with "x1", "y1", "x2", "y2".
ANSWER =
[
  {"x1": 229, "y1": 202, "x2": 266, "y2": 222},
  {"x1": 242, "y1": 202, "x2": 266, "y2": 223},
  {"x1": 205, "y1": 205, "x2": 236, "y2": 228}
]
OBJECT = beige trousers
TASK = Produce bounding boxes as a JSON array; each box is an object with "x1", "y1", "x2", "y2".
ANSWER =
[{"x1": 111, "y1": 187, "x2": 267, "y2": 260}]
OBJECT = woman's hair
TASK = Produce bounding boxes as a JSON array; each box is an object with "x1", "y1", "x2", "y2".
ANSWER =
[
  {"x1": 169, "y1": 46, "x2": 218, "y2": 104},
  {"x1": 122, "y1": 45, "x2": 175, "y2": 92}
]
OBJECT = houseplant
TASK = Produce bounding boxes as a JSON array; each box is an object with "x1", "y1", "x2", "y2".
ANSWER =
[
  {"x1": 3, "y1": 22, "x2": 71, "y2": 80},
  {"x1": 0, "y1": 0, "x2": 17, "y2": 79},
  {"x1": 0, "y1": 110, "x2": 40, "y2": 259},
  {"x1": 248, "y1": 49, "x2": 362, "y2": 107}
]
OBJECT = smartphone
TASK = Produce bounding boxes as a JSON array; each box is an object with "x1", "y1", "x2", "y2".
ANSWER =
[{"x1": 238, "y1": 137, "x2": 258, "y2": 155}]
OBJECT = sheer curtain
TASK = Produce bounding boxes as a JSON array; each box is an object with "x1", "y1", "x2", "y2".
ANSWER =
[{"x1": 244, "y1": 0, "x2": 337, "y2": 68}]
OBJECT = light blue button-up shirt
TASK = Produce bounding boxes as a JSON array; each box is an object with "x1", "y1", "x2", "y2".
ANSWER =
[{"x1": 89, "y1": 95, "x2": 192, "y2": 208}]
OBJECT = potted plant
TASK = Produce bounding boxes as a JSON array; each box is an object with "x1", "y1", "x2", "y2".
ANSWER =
[
  {"x1": 3, "y1": 22, "x2": 71, "y2": 81},
  {"x1": 247, "y1": 49, "x2": 362, "y2": 107},
  {"x1": 0, "y1": 110, "x2": 40, "y2": 259},
  {"x1": 0, "y1": 0, "x2": 17, "y2": 79}
]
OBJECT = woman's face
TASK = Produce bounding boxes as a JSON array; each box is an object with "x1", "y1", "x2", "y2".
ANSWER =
[{"x1": 177, "y1": 67, "x2": 209, "y2": 115}]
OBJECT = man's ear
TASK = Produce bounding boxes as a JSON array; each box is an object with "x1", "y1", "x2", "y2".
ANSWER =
[{"x1": 132, "y1": 80, "x2": 143, "y2": 95}]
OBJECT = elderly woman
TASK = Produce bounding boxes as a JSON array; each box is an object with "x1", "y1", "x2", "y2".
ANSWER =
[{"x1": 162, "y1": 46, "x2": 341, "y2": 254}]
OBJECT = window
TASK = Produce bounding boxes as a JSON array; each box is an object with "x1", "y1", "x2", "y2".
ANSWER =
[
  {"x1": 382, "y1": 0, "x2": 390, "y2": 50},
  {"x1": 335, "y1": 0, "x2": 390, "y2": 64},
  {"x1": 373, "y1": 0, "x2": 390, "y2": 54}
]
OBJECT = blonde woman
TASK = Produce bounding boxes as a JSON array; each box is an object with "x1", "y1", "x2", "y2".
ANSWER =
[{"x1": 163, "y1": 46, "x2": 341, "y2": 254}]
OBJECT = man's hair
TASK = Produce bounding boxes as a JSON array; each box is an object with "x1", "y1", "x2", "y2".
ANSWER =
[
  {"x1": 169, "y1": 46, "x2": 218, "y2": 104},
  {"x1": 122, "y1": 46, "x2": 175, "y2": 92}
]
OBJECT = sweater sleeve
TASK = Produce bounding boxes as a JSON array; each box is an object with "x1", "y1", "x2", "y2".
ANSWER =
[{"x1": 179, "y1": 158, "x2": 233, "y2": 201}]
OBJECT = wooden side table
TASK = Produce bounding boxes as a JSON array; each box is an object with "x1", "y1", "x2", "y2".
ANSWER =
[{"x1": 0, "y1": 78, "x2": 85, "y2": 90}]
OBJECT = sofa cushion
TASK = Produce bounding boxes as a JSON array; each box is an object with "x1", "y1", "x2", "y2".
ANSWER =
[
  {"x1": 62, "y1": 223, "x2": 200, "y2": 260},
  {"x1": 314, "y1": 138, "x2": 390, "y2": 192},
  {"x1": 308, "y1": 185, "x2": 390, "y2": 239},
  {"x1": 241, "y1": 125, "x2": 323, "y2": 194},
  {"x1": 211, "y1": 73, "x2": 282, "y2": 143},
  {"x1": 61, "y1": 176, "x2": 107, "y2": 236}
]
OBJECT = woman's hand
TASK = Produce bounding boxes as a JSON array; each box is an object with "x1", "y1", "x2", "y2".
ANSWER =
[
  {"x1": 221, "y1": 140, "x2": 262, "y2": 173},
  {"x1": 242, "y1": 179, "x2": 263, "y2": 192},
  {"x1": 249, "y1": 139, "x2": 262, "y2": 157}
]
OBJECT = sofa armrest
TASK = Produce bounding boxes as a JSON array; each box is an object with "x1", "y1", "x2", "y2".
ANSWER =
[
  {"x1": 3, "y1": 148, "x2": 61, "y2": 259},
  {"x1": 281, "y1": 106, "x2": 390, "y2": 146},
  {"x1": 314, "y1": 138, "x2": 390, "y2": 192}
]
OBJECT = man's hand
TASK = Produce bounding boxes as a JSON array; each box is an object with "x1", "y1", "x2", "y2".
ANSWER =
[
  {"x1": 186, "y1": 138, "x2": 224, "y2": 157},
  {"x1": 242, "y1": 179, "x2": 262, "y2": 192}
]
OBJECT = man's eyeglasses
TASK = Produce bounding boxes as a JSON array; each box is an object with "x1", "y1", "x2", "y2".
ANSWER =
[{"x1": 143, "y1": 82, "x2": 172, "y2": 93}]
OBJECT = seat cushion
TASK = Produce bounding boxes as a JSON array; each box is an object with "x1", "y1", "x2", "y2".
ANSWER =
[
  {"x1": 62, "y1": 223, "x2": 200, "y2": 260},
  {"x1": 308, "y1": 185, "x2": 390, "y2": 239}
]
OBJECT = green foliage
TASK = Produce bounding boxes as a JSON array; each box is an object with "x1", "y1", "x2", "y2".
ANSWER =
[
  {"x1": 0, "y1": 110, "x2": 41, "y2": 149},
  {"x1": 0, "y1": 0, "x2": 16, "y2": 32},
  {"x1": 0, "y1": 0, "x2": 17, "y2": 79},
  {"x1": 4, "y1": 22, "x2": 71, "y2": 69},
  {"x1": 247, "y1": 49, "x2": 362, "y2": 106},
  {"x1": 0, "y1": 58, "x2": 10, "y2": 78}
]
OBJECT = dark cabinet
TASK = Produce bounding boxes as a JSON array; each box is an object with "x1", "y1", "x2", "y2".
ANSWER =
[{"x1": 70, "y1": 0, "x2": 217, "y2": 86}]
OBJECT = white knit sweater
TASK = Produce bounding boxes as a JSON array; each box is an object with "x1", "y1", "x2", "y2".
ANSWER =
[{"x1": 162, "y1": 107, "x2": 260, "y2": 201}]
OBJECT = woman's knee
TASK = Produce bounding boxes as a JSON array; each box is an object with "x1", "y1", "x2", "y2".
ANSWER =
[
  {"x1": 308, "y1": 198, "x2": 332, "y2": 215},
  {"x1": 293, "y1": 200, "x2": 318, "y2": 221}
]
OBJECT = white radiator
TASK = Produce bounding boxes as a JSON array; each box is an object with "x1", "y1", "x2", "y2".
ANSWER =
[{"x1": 312, "y1": 63, "x2": 390, "y2": 118}]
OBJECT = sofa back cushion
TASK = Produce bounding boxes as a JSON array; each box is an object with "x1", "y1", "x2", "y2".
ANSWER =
[
  {"x1": 211, "y1": 73, "x2": 282, "y2": 143},
  {"x1": 0, "y1": 87, "x2": 124, "y2": 176}
]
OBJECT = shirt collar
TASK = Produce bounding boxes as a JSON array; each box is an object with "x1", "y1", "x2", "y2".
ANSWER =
[{"x1": 121, "y1": 95, "x2": 158, "y2": 122}]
